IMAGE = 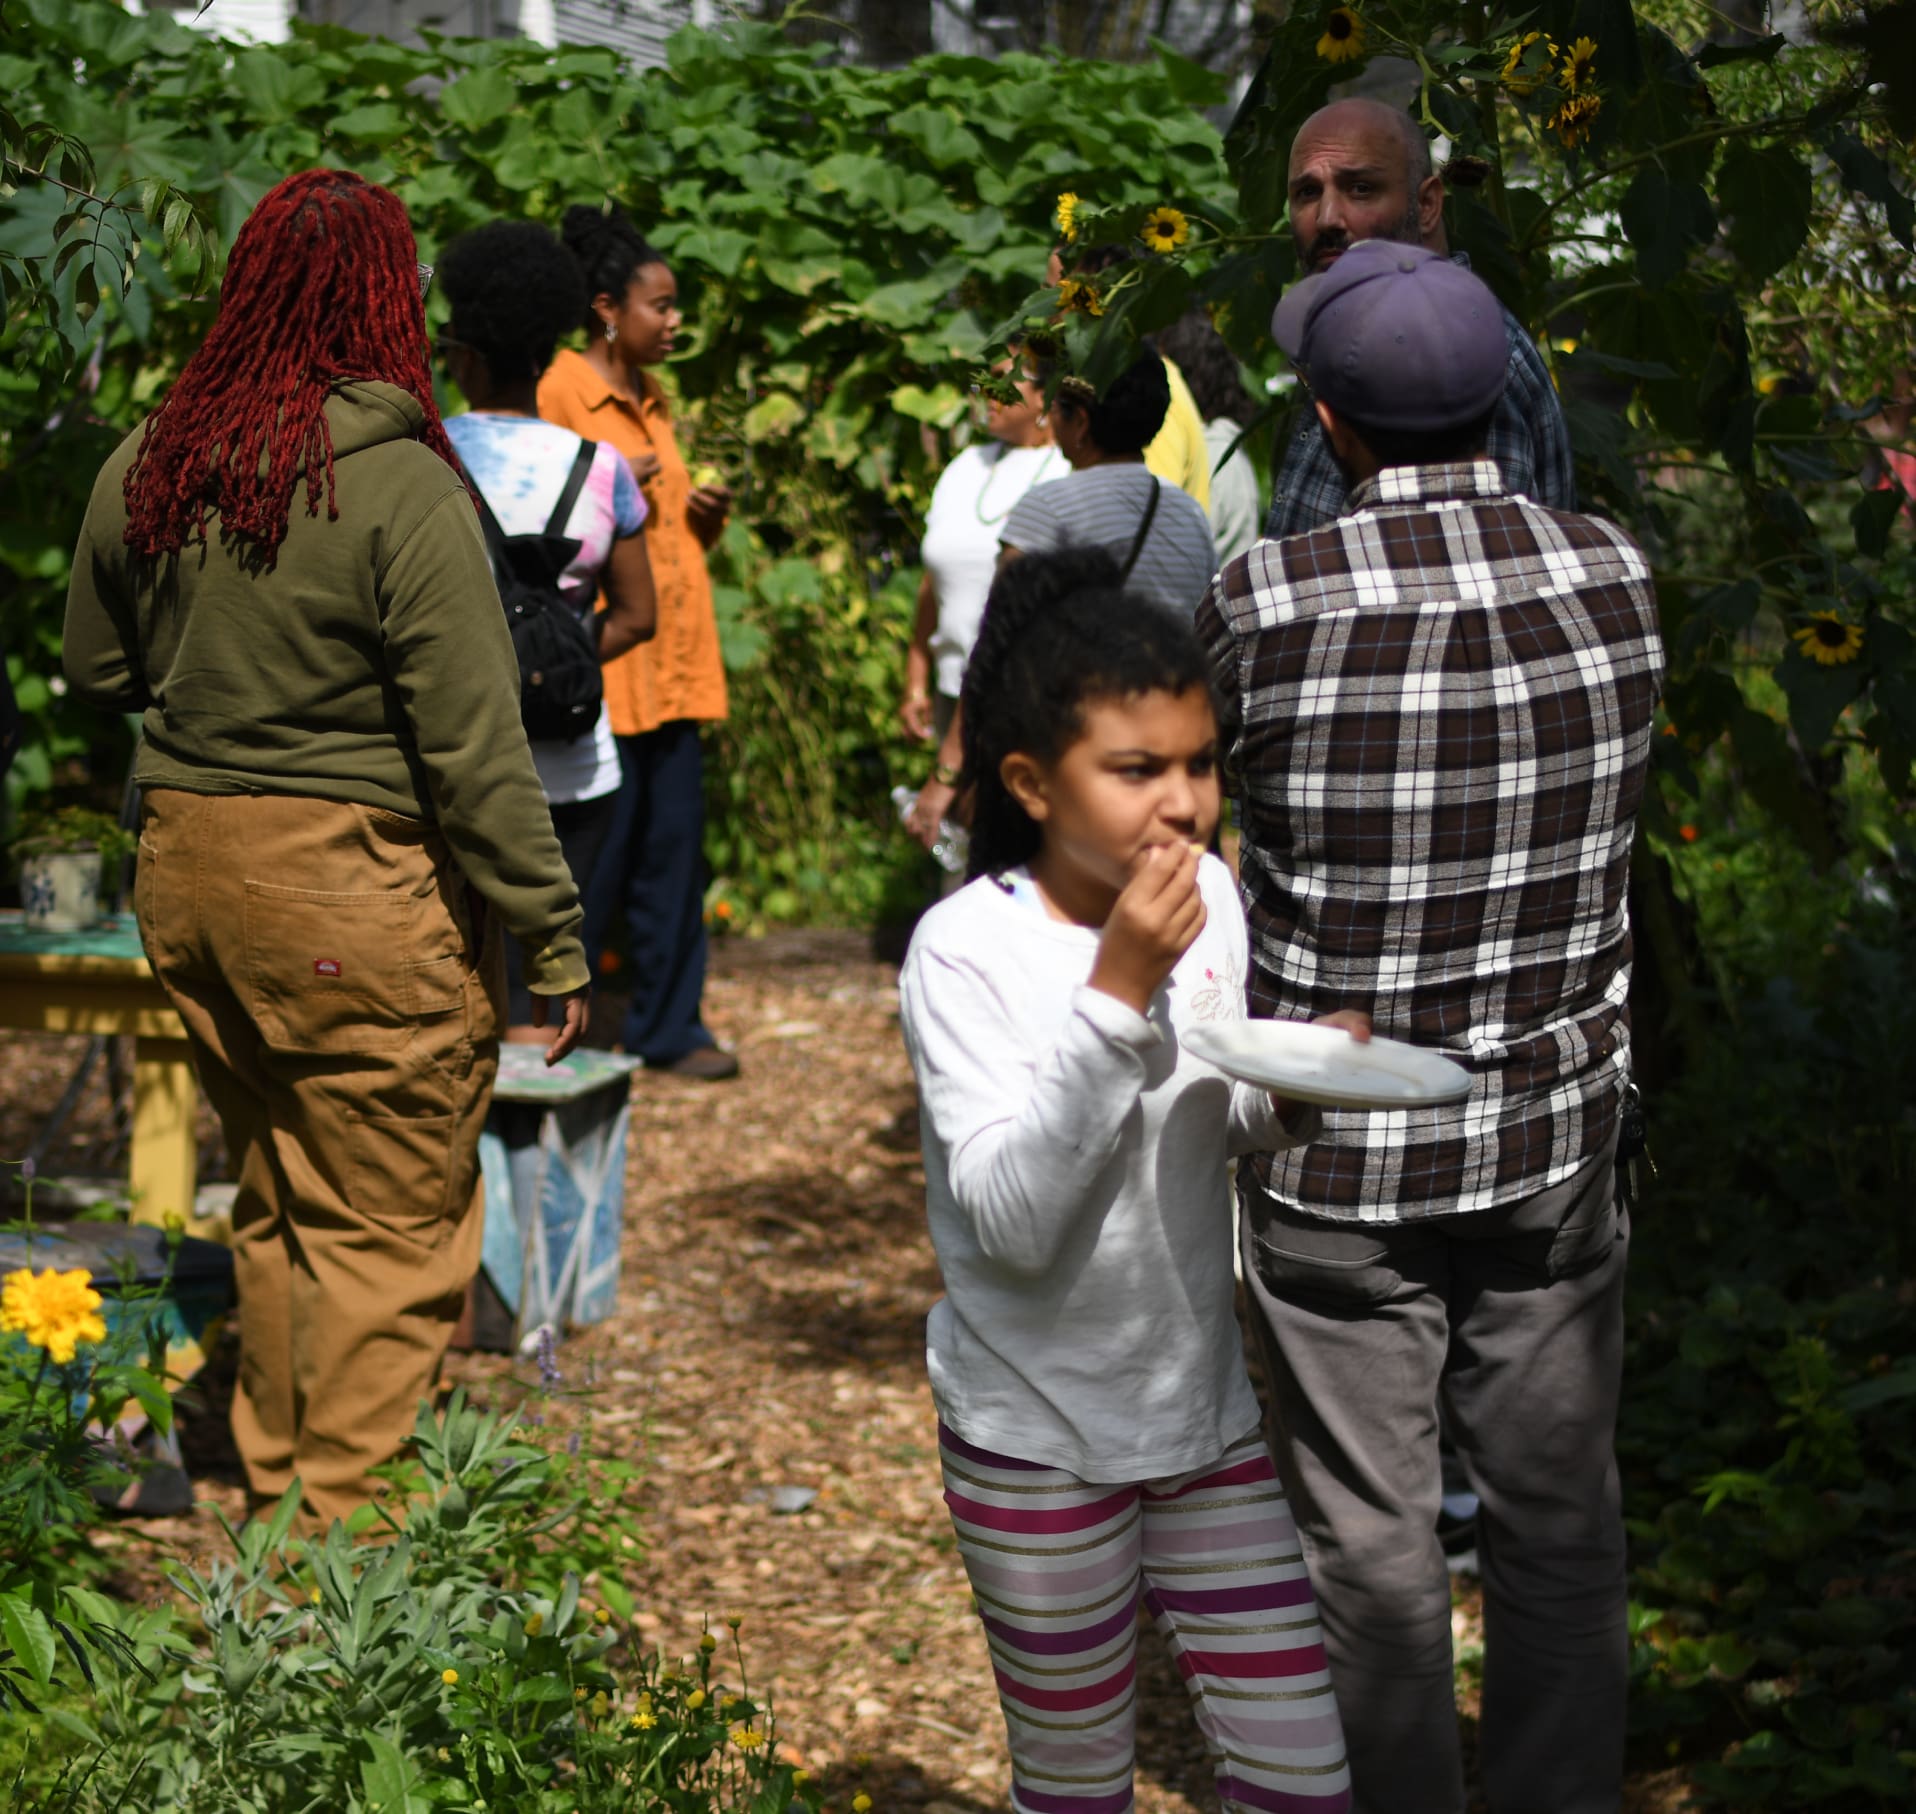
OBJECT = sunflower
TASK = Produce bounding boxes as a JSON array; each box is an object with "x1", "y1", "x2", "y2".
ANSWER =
[
  {"x1": 1316, "y1": 7, "x2": 1366, "y2": 64},
  {"x1": 1057, "y1": 277, "x2": 1104, "y2": 319},
  {"x1": 1560, "y1": 35, "x2": 1599, "y2": 92},
  {"x1": 1055, "y1": 191, "x2": 1080, "y2": 242},
  {"x1": 1500, "y1": 31, "x2": 1559, "y2": 96},
  {"x1": 1791, "y1": 613, "x2": 1864, "y2": 665},
  {"x1": 1139, "y1": 206, "x2": 1190, "y2": 254},
  {"x1": 1548, "y1": 94, "x2": 1602, "y2": 149}
]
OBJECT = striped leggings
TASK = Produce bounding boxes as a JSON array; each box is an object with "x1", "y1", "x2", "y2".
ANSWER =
[{"x1": 940, "y1": 1424, "x2": 1352, "y2": 1814}]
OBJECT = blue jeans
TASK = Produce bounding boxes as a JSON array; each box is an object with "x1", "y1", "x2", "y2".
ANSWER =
[{"x1": 582, "y1": 720, "x2": 714, "y2": 1065}]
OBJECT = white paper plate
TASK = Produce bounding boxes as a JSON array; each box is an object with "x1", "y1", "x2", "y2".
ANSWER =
[{"x1": 1182, "y1": 1020, "x2": 1473, "y2": 1109}]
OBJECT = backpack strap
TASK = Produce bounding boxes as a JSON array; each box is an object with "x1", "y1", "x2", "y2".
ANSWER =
[
  {"x1": 544, "y1": 439, "x2": 598, "y2": 536},
  {"x1": 1116, "y1": 472, "x2": 1162, "y2": 583}
]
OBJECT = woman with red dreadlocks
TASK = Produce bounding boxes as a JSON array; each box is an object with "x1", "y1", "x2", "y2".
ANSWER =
[{"x1": 62, "y1": 169, "x2": 590, "y2": 1531}]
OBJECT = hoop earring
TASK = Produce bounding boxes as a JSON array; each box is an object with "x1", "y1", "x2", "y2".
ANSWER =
[{"x1": 603, "y1": 320, "x2": 616, "y2": 343}]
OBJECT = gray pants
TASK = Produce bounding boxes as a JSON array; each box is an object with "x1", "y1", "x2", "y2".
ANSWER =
[{"x1": 1239, "y1": 1147, "x2": 1628, "y2": 1814}]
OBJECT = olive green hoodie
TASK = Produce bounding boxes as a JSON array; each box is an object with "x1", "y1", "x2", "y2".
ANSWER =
[{"x1": 63, "y1": 379, "x2": 588, "y2": 993}]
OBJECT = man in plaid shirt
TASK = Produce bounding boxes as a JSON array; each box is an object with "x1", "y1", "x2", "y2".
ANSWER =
[
  {"x1": 1200, "y1": 241, "x2": 1663, "y2": 1814},
  {"x1": 1264, "y1": 98, "x2": 1576, "y2": 538}
]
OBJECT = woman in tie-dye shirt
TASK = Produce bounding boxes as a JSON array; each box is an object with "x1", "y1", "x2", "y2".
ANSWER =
[{"x1": 437, "y1": 220, "x2": 657, "y2": 1041}]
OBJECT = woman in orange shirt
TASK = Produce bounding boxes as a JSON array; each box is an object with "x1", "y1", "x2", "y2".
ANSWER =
[{"x1": 540, "y1": 206, "x2": 738, "y2": 1079}]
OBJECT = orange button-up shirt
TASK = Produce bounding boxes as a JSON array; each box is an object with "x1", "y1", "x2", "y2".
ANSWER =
[{"x1": 537, "y1": 348, "x2": 729, "y2": 735}]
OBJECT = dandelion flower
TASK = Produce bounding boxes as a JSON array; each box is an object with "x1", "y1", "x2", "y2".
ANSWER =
[
  {"x1": 1316, "y1": 7, "x2": 1366, "y2": 64},
  {"x1": 1792, "y1": 613, "x2": 1864, "y2": 665},
  {"x1": 732, "y1": 1723, "x2": 767, "y2": 1751},
  {"x1": 441, "y1": 1668, "x2": 459, "y2": 1686},
  {"x1": 1055, "y1": 191, "x2": 1080, "y2": 242},
  {"x1": 631, "y1": 1709, "x2": 656, "y2": 1730},
  {"x1": 1, "y1": 1266, "x2": 108, "y2": 1366},
  {"x1": 1561, "y1": 36, "x2": 1599, "y2": 92},
  {"x1": 1057, "y1": 278, "x2": 1104, "y2": 319},
  {"x1": 1548, "y1": 94, "x2": 1602, "y2": 148},
  {"x1": 1139, "y1": 206, "x2": 1190, "y2": 254}
]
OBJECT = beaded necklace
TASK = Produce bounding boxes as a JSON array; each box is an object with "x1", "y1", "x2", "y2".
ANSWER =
[{"x1": 974, "y1": 442, "x2": 1060, "y2": 526}]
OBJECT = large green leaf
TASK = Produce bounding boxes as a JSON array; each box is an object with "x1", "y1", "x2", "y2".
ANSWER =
[
  {"x1": 439, "y1": 65, "x2": 517, "y2": 133},
  {"x1": 230, "y1": 49, "x2": 328, "y2": 125},
  {"x1": 0, "y1": 1592, "x2": 57, "y2": 1690},
  {"x1": 1716, "y1": 143, "x2": 1812, "y2": 282},
  {"x1": 1619, "y1": 168, "x2": 1716, "y2": 288}
]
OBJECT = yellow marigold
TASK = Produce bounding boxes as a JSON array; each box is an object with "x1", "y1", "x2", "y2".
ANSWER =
[
  {"x1": 1792, "y1": 613, "x2": 1864, "y2": 665},
  {"x1": 720, "y1": 1693, "x2": 741, "y2": 1712},
  {"x1": 687, "y1": 1688, "x2": 707, "y2": 1710},
  {"x1": 631, "y1": 1708, "x2": 656, "y2": 1730},
  {"x1": 308, "y1": 1586, "x2": 321, "y2": 1606},
  {"x1": 1548, "y1": 94, "x2": 1602, "y2": 148},
  {"x1": 441, "y1": 1668, "x2": 459, "y2": 1686},
  {"x1": 1500, "y1": 31, "x2": 1559, "y2": 95},
  {"x1": 853, "y1": 1797, "x2": 874, "y2": 1813},
  {"x1": 1139, "y1": 206, "x2": 1190, "y2": 254},
  {"x1": 1, "y1": 1266, "x2": 107, "y2": 1366},
  {"x1": 731, "y1": 1723, "x2": 766, "y2": 1751},
  {"x1": 574, "y1": 1686, "x2": 587, "y2": 1701},
  {"x1": 1561, "y1": 36, "x2": 1599, "y2": 92},
  {"x1": 594, "y1": 1608, "x2": 610, "y2": 1625},
  {"x1": 699, "y1": 1632, "x2": 718, "y2": 1653},
  {"x1": 1316, "y1": 7, "x2": 1365, "y2": 64},
  {"x1": 1057, "y1": 278, "x2": 1104, "y2": 319}
]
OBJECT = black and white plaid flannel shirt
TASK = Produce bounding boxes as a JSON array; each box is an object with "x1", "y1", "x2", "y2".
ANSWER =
[
  {"x1": 1264, "y1": 271, "x2": 1576, "y2": 540},
  {"x1": 1199, "y1": 460, "x2": 1665, "y2": 1221}
]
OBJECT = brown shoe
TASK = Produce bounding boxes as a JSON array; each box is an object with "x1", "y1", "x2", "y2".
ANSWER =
[{"x1": 656, "y1": 1045, "x2": 740, "y2": 1081}]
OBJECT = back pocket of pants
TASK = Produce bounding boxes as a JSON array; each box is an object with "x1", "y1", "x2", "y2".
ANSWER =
[{"x1": 245, "y1": 884, "x2": 414, "y2": 1054}]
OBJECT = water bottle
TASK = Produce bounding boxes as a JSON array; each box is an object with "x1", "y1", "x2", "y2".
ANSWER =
[{"x1": 891, "y1": 785, "x2": 969, "y2": 876}]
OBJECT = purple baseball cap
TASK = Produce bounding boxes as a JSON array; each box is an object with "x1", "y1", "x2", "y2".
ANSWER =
[{"x1": 1272, "y1": 240, "x2": 1509, "y2": 432}]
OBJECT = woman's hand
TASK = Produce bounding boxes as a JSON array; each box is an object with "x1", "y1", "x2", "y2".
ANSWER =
[
  {"x1": 900, "y1": 689, "x2": 934, "y2": 743},
  {"x1": 686, "y1": 482, "x2": 731, "y2": 548},
  {"x1": 1088, "y1": 842, "x2": 1206, "y2": 1016},
  {"x1": 530, "y1": 986, "x2": 592, "y2": 1065},
  {"x1": 907, "y1": 776, "x2": 957, "y2": 850}
]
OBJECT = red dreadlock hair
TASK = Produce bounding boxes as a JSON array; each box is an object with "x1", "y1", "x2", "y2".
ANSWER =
[{"x1": 122, "y1": 168, "x2": 460, "y2": 561}]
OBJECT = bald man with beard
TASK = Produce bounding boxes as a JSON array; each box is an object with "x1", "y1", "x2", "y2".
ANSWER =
[{"x1": 1264, "y1": 98, "x2": 1576, "y2": 537}]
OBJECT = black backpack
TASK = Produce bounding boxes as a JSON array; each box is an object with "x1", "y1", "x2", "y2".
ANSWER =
[{"x1": 469, "y1": 440, "x2": 603, "y2": 743}]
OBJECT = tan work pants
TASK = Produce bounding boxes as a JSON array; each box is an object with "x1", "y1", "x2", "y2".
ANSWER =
[{"x1": 135, "y1": 789, "x2": 502, "y2": 1531}]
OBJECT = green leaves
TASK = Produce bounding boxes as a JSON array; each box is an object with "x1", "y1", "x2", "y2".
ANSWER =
[
  {"x1": 1715, "y1": 143, "x2": 1811, "y2": 282},
  {"x1": 1619, "y1": 167, "x2": 1716, "y2": 287}
]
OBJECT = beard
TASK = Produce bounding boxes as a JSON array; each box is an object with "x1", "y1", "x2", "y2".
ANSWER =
[{"x1": 1298, "y1": 191, "x2": 1424, "y2": 272}]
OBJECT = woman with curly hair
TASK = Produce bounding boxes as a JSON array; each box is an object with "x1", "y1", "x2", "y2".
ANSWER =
[
  {"x1": 436, "y1": 217, "x2": 658, "y2": 1045},
  {"x1": 539, "y1": 203, "x2": 738, "y2": 1080},
  {"x1": 62, "y1": 170, "x2": 589, "y2": 1530}
]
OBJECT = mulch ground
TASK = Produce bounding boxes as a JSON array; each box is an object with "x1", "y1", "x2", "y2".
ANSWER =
[{"x1": 1, "y1": 927, "x2": 1694, "y2": 1812}]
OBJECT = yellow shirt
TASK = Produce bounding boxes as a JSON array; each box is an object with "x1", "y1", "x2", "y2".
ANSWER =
[
  {"x1": 1145, "y1": 358, "x2": 1212, "y2": 512},
  {"x1": 537, "y1": 348, "x2": 729, "y2": 735}
]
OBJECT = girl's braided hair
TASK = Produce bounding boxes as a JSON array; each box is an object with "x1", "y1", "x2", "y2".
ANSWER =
[
  {"x1": 959, "y1": 548, "x2": 1216, "y2": 881},
  {"x1": 122, "y1": 168, "x2": 455, "y2": 562},
  {"x1": 560, "y1": 202, "x2": 668, "y2": 332}
]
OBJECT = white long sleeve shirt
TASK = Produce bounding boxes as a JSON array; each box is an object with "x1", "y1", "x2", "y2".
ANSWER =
[{"x1": 898, "y1": 855, "x2": 1312, "y2": 1481}]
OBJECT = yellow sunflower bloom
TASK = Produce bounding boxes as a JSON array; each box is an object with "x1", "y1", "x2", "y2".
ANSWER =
[
  {"x1": 1561, "y1": 36, "x2": 1599, "y2": 92},
  {"x1": 1317, "y1": 6, "x2": 1366, "y2": 63},
  {"x1": 1139, "y1": 206, "x2": 1190, "y2": 254},
  {"x1": 1548, "y1": 94, "x2": 1602, "y2": 149},
  {"x1": 1792, "y1": 614, "x2": 1864, "y2": 665},
  {"x1": 0, "y1": 1266, "x2": 107, "y2": 1366},
  {"x1": 1057, "y1": 277, "x2": 1104, "y2": 318},
  {"x1": 1055, "y1": 191, "x2": 1080, "y2": 242},
  {"x1": 1500, "y1": 31, "x2": 1560, "y2": 96}
]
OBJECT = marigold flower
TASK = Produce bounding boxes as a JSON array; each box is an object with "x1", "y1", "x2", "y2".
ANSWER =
[
  {"x1": 1679, "y1": 825, "x2": 1699, "y2": 843},
  {"x1": 721, "y1": 1693, "x2": 741, "y2": 1712},
  {"x1": 1057, "y1": 278, "x2": 1103, "y2": 319},
  {"x1": 1500, "y1": 31, "x2": 1559, "y2": 95},
  {"x1": 594, "y1": 1607, "x2": 610, "y2": 1625},
  {"x1": 631, "y1": 1709, "x2": 656, "y2": 1730},
  {"x1": 308, "y1": 1586, "x2": 322, "y2": 1606},
  {"x1": 732, "y1": 1723, "x2": 767, "y2": 1750},
  {"x1": 700, "y1": 1631, "x2": 718, "y2": 1653},
  {"x1": 1548, "y1": 94, "x2": 1602, "y2": 148},
  {"x1": 1316, "y1": 7, "x2": 1366, "y2": 64},
  {"x1": 1792, "y1": 613, "x2": 1864, "y2": 665},
  {"x1": 1560, "y1": 35, "x2": 1599, "y2": 92},
  {"x1": 1139, "y1": 206, "x2": 1190, "y2": 254},
  {"x1": 441, "y1": 1668, "x2": 459, "y2": 1686},
  {"x1": 1055, "y1": 191, "x2": 1080, "y2": 241},
  {"x1": 687, "y1": 1688, "x2": 707, "y2": 1710},
  {"x1": 1, "y1": 1266, "x2": 107, "y2": 1366},
  {"x1": 854, "y1": 1797, "x2": 874, "y2": 1812},
  {"x1": 574, "y1": 1686, "x2": 587, "y2": 1701}
]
